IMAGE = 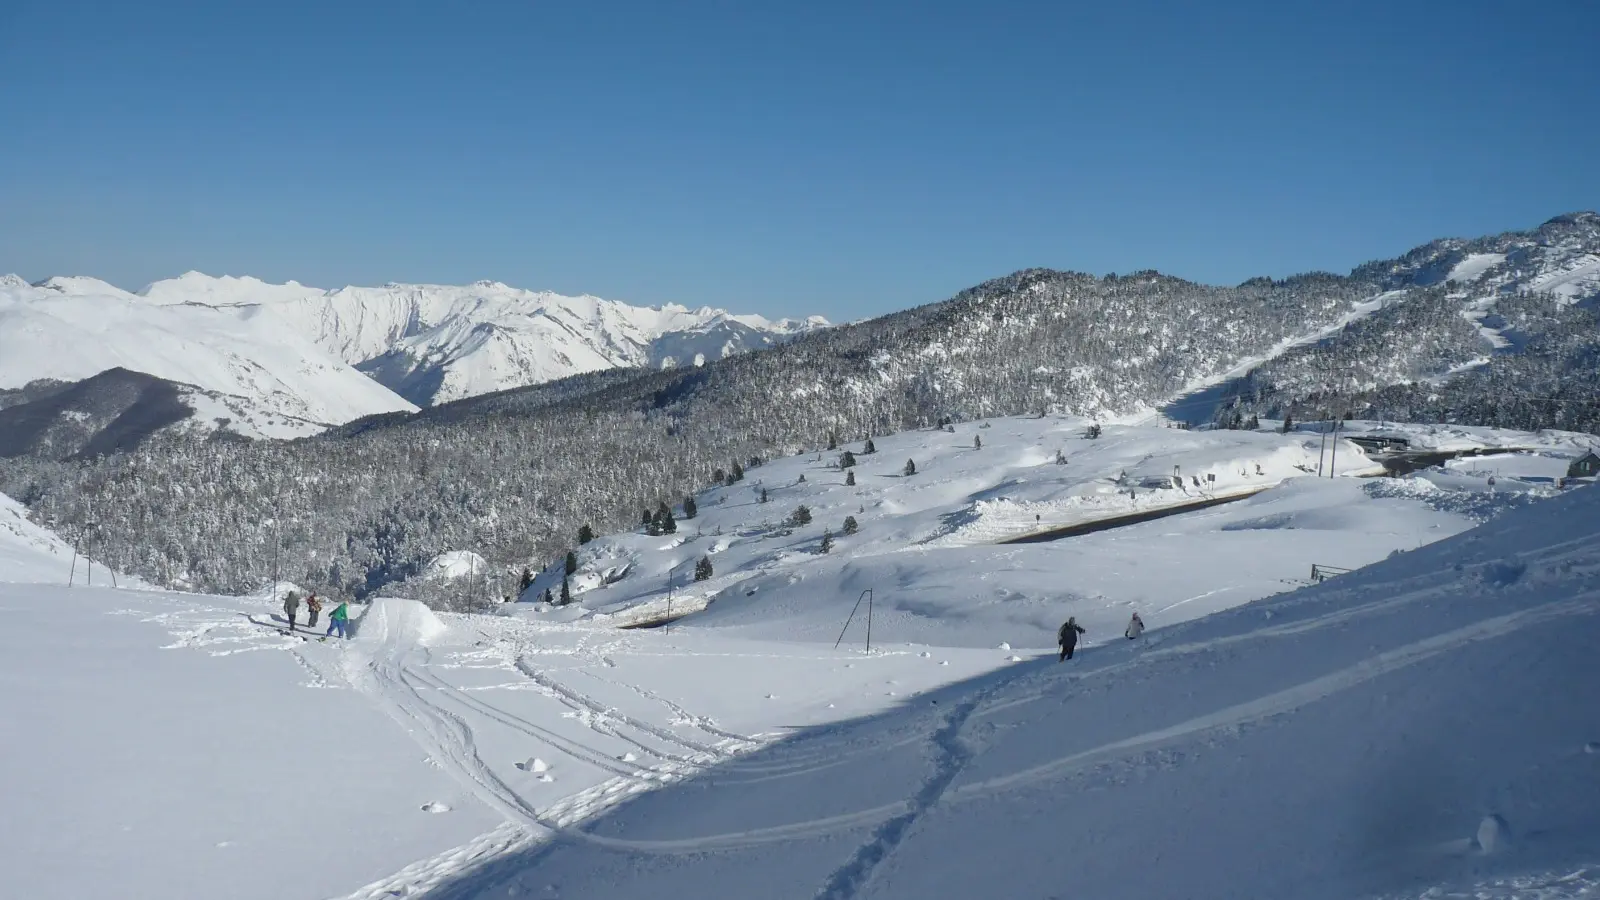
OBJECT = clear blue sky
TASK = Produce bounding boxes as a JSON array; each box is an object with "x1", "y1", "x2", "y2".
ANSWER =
[{"x1": 2, "y1": 0, "x2": 1595, "y2": 320}]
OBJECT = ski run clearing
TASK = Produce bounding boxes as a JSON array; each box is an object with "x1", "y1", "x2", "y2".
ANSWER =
[{"x1": 1, "y1": 416, "x2": 1597, "y2": 899}]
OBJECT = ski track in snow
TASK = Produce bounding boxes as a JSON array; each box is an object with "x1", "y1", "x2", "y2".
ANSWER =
[
  {"x1": 107, "y1": 503, "x2": 1600, "y2": 897},
  {"x1": 811, "y1": 692, "x2": 987, "y2": 900},
  {"x1": 532, "y1": 586, "x2": 1599, "y2": 857}
]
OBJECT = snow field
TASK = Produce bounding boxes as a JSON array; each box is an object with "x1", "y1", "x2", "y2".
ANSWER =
[
  {"x1": 520, "y1": 415, "x2": 1583, "y2": 650},
  {"x1": 0, "y1": 413, "x2": 1594, "y2": 898},
  {"x1": 448, "y1": 484, "x2": 1600, "y2": 900}
]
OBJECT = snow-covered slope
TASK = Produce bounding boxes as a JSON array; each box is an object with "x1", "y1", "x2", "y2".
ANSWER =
[
  {"x1": 457, "y1": 483, "x2": 1600, "y2": 900},
  {"x1": 0, "y1": 277, "x2": 417, "y2": 426},
  {"x1": 0, "y1": 435, "x2": 1590, "y2": 898},
  {"x1": 515, "y1": 415, "x2": 1592, "y2": 645},
  {"x1": 139, "y1": 273, "x2": 828, "y2": 406}
]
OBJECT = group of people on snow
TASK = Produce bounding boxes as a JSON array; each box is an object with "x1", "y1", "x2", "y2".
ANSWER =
[
  {"x1": 1057, "y1": 611, "x2": 1145, "y2": 662},
  {"x1": 282, "y1": 590, "x2": 351, "y2": 639}
]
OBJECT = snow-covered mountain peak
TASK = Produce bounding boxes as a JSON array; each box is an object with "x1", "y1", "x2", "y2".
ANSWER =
[
  {"x1": 100, "y1": 272, "x2": 830, "y2": 406},
  {"x1": 0, "y1": 274, "x2": 29, "y2": 289},
  {"x1": 36, "y1": 275, "x2": 132, "y2": 297}
]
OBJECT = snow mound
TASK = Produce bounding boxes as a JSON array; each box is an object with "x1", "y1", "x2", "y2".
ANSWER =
[
  {"x1": 422, "y1": 551, "x2": 487, "y2": 580},
  {"x1": 353, "y1": 598, "x2": 448, "y2": 646}
]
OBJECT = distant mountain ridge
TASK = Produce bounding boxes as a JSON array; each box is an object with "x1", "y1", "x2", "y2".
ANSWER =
[
  {"x1": 0, "y1": 272, "x2": 828, "y2": 432},
  {"x1": 134, "y1": 273, "x2": 827, "y2": 406}
]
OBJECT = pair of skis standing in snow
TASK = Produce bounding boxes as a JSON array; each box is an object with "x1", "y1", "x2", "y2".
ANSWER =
[
  {"x1": 1057, "y1": 611, "x2": 1144, "y2": 662},
  {"x1": 283, "y1": 590, "x2": 351, "y2": 640}
]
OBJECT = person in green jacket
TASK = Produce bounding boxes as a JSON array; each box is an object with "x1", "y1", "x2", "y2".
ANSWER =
[{"x1": 325, "y1": 601, "x2": 351, "y2": 640}]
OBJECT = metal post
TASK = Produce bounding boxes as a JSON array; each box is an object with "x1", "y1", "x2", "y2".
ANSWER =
[
  {"x1": 272, "y1": 489, "x2": 283, "y2": 596},
  {"x1": 1328, "y1": 418, "x2": 1339, "y2": 478},
  {"x1": 1317, "y1": 423, "x2": 1328, "y2": 477},
  {"x1": 833, "y1": 589, "x2": 874, "y2": 653},
  {"x1": 68, "y1": 543, "x2": 78, "y2": 587},
  {"x1": 666, "y1": 570, "x2": 674, "y2": 635},
  {"x1": 865, "y1": 589, "x2": 873, "y2": 654}
]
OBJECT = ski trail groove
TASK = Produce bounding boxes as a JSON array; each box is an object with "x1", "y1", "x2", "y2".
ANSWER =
[
  {"x1": 812, "y1": 694, "x2": 984, "y2": 900},
  {"x1": 355, "y1": 642, "x2": 547, "y2": 827},
  {"x1": 400, "y1": 657, "x2": 637, "y2": 776},
  {"x1": 541, "y1": 593, "x2": 1596, "y2": 856},
  {"x1": 514, "y1": 656, "x2": 726, "y2": 760}
]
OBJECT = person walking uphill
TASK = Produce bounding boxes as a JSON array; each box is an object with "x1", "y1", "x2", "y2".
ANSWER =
[
  {"x1": 1125, "y1": 612, "x2": 1145, "y2": 640},
  {"x1": 283, "y1": 590, "x2": 301, "y2": 631},
  {"x1": 305, "y1": 593, "x2": 323, "y2": 629},
  {"x1": 1058, "y1": 616, "x2": 1086, "y2": 662},
  {"x1": 324, "y1": 600, "x2": 351, "y2": 641}
]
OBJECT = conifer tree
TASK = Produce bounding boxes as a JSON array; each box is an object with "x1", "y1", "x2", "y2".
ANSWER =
[
  {"x1": 790, "y1": 504, "x2": 812, "y2": 527},
  {"x1": 864, "y1": 438, "x2": 877, "y2": 454},
  {"x1": 974, "y1": 434, "x2": 982, "y2": 449},
  {"x1": 560, "y1": 576, "x2": 571, "y2": 605},
  {"x1": 653, "y1": 501, "x2": 677, "y2": 534},
  {"x1": 839, "y1": 450, "x2": 856, "y2": 468},
  {"x1": 904, "y1": 458, "x2": 917, "y2": 476},
  {"x1": 683, "y1": 496, "x2": 697, "y2": 519},
  {"x1": 846, "y1": 470, "x2": 855, "y2": 486},
  {"x1": 842, "y1": 515, "x2": 858, "y2": 536},
  {"x1": 694, "y1": 555, "x2": 713, "y2": 581},
  {"x1": 760, "y1": 487, "x2": 769, "y2": 503},
  {"x1": 564, "y1": 550, "x2": 577, "y2": 577},
  {"x1": 543, "y1": 587, "x2": 554, "y2": 605},
  {"x1": 820, "y1": 529, "x2": 833, "y2": 554},
  {"x1": 578, "y1": 524, "x2": 594, "y2": 545}
]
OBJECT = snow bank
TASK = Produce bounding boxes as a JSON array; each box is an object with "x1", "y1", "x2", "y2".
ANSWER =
[{"x1": 353, "y1": 597, "x2": 449, "y2": 645}]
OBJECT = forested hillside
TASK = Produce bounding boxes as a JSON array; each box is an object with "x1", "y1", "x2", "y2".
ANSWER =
[{"x1": 3, "y1": 214, "x2": 1594, "y2": 602}]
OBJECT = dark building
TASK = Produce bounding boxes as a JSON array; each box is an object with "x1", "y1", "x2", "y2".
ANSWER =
[{"x1": 1568, "y1": 451, "x2": 1600, "y2": 479}]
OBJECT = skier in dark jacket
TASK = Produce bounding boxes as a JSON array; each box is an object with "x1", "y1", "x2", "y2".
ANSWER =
[
  {"x1": 305, "y1": 593, "x2": 323, "y2": 629},
  {"x1": 1058, "y1": 616, "x2": 1086, "y2": 661},
  {"x1": 283, "y1": 590, "x2": 301, "y2": 630}
]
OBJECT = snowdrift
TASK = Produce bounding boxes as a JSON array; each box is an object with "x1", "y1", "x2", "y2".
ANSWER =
[{"x1": 353, "y1": 597, "x2": 449, "y2": 646}]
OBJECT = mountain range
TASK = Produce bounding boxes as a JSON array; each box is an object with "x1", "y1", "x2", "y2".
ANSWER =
[
  {"x1": 0, "y1": 272, "x2": 827, "y2": 444},
  {"x1": 1, "y1": 213, "x2": 1595, "y2": 598}
]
